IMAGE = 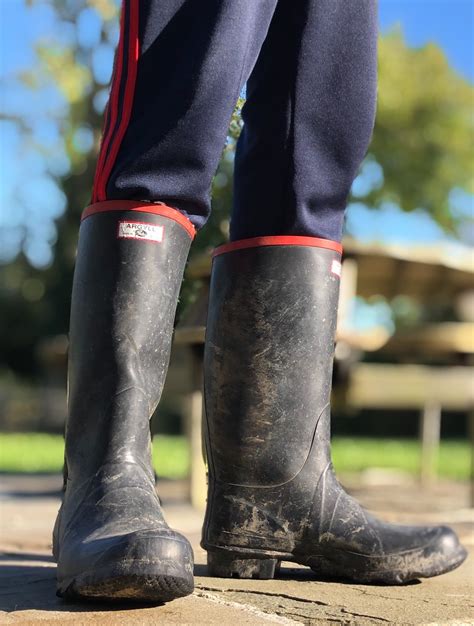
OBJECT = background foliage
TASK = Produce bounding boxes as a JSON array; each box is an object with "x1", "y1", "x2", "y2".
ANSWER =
[{"x1": 1, "y1": 0, "x2": 473, "y2": 380}]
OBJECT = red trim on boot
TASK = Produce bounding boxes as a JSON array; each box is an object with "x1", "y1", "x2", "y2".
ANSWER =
[
  {"x1": 81, "y1": 201, "x2": 196, "y2": 239},
  {"x1": 213, "y1": 236, "x2": 343, "y2": 257}
]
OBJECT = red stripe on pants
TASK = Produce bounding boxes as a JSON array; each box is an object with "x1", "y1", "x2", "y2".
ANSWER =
[{"x1": 92, "y1": 1, "x2": 140, "y2": 203}]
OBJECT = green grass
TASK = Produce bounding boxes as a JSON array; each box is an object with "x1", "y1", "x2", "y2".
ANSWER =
[
  {"x1": 0, "y1": 433, "x2": 190, "y2": 479},
  {"x1": 0, "y1": 433, "x2": 470, "y2": 480},
  {"x1": 331, "y1": 438, "x2": 470, "y2": 481}
]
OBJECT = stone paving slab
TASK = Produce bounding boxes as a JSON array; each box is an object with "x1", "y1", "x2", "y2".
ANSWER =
[{"x1": 1, "y1": 475, "x2": 473, "y2": 625}]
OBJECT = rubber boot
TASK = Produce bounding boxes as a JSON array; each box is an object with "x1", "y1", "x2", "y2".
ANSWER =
[
  {"x1": 53, "y1": 201, "x2": 195, "y2": 602},
  {"x1": 202, "y1": 237, "x2": 467, "y2": 584}
]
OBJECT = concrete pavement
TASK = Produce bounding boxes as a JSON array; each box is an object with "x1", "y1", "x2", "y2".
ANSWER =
[{"x1": 1, "y1": 474, "x2": 473, "y2": 624}]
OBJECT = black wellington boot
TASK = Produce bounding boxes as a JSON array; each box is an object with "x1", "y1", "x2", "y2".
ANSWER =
[
  {"x1": 53, "y1": 201, "x2": 195, "y2": 602},
  {"x1": 202, "y1": 236, "x2": 467, "y2": 584}
]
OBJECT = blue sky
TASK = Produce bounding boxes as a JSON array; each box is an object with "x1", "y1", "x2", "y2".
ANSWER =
[
  {"x1": 0, "y1": 0, "x2": 473, "y2": 267},
  {"x1": 379, "y1": 0, "x2": 473, "y2": 82}
]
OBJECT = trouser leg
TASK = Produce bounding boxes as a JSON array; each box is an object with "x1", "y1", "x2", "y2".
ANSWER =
[
  {"x1": 92, "y1": 0, "x2": 278, "y2": 230},
  {"x1": 231, "y1": 0, "x2": 378, "y2": 242}
]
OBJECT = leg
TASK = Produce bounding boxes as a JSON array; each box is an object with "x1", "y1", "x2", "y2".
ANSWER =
[
  {"x1": 92, "y1": 0, "x2": 279, "y2": 229},
  {"x1": 231, "y1": 0, "x2": 378, "y2": 241},
  {"x1": 54, "y1": 0, "x2": 279, "y2": 603},
  {"x1": 202, "y1": 1, "x2": 466, "y2": 583}
]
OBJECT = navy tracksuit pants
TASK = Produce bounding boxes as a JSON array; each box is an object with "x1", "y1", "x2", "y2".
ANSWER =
[{"x1": 92, "y1": 0, "x2": 378, "y2": 243}]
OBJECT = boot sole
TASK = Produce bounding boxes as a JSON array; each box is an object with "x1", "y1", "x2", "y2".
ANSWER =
[
  {"x1": 206, "y1": 544, "x2": 468, "y2": 585},
  {"x1": 57, "y1": 559, "x2": 194, "y2": 603}
]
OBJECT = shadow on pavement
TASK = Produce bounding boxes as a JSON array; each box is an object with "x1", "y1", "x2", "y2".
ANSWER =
[
  {"x1": 193, "y1": 562, "x2": 422, "y2": 586},
  {"x1": 0, "y1": 552, "x2": 166, "y2": 613},
  {"x1": 0, "y1": 472, "x2": 63, "y2": 500}
]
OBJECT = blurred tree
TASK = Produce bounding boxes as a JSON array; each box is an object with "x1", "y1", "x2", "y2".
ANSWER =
[
  {"x1": 369, "y1": 29, "x2": 473, "y2": 231},
  {"x1": 1, "y1": 0, "x2": 115, "y2": 375},
  {"x1": 0, "y1": 2, "x2": 473, "y2": 377}
]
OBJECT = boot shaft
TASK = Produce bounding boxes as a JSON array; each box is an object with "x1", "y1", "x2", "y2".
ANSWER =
[
  {"x1": 65, "y1": 202, "x2": 194, "y2": 480},
  {"x1": 204, "y1": 238, "x2": 342, "y2": 488}
]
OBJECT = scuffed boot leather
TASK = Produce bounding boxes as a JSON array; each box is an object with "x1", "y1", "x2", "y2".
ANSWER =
[
  {"x1": 202, "y1": 238, "x2": 467, "y2": 584},
  {"x1": 53, "y1": 203, "x2": 195, "y2": 602}
]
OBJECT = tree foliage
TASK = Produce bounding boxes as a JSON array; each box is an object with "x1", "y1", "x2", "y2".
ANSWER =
[
  {"x1": 371, "y1": 30, "x2": 473, "y2": 230},
  {"x1": 0, "y1": 2, "x2": 473, "y2": 376}
]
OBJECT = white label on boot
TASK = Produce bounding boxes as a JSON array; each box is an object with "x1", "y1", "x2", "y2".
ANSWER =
[
  {"x1": 117, "y1": 221, "x2": 164, "y2": 243},
  {"x1": 331, "y1": 259, "x2": 342, "y2": 278}
]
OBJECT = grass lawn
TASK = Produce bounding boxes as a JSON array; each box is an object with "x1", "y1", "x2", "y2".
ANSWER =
[
  {"x1": 0, "y1": 433, "x2": 189, "y2": 479},
  {"x1": 0, "y1": 433, "x2": 470, "y2": 480}
]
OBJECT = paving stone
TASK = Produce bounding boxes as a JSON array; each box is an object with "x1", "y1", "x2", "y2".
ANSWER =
[{"x1": 1, "y1": 475, "x2": 473, "y2": 625}]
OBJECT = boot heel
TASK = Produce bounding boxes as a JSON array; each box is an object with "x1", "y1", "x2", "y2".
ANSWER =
[{"x1": 207, "y1": 551, "x2": 278, "y2": 579}]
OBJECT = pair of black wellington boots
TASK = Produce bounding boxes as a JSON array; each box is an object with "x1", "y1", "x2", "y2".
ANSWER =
[{"x1": 53, "y1": 204, "x2": 467, "y2": 603}]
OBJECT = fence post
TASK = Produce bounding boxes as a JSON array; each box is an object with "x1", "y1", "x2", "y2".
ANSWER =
[
  {"x1": 186, "y1": 345, "x2": 207, "y2": 510},
  {"x1": 420, "y1": 401, "x2": 442, "y2": 487},
  {"x1": 468, "y1": 408, "x2": 474, "y2": 507}
]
